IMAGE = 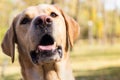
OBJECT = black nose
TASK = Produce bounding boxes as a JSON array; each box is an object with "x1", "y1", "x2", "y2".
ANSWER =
[{"x1": 34, "y1": 15, "x2": 52, "y2": 28}]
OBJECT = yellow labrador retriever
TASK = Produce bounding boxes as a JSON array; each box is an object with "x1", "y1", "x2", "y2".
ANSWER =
[{"x1": 1, "y1": 4, "x2": 80, "y2": 80}]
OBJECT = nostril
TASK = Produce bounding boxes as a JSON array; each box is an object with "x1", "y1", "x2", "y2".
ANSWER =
[
  {"x1": 36, "y1": 18, "x2": 43, "y2": 25},
  {"x1": 34, "y1": 16, "x2": 52, "y2": 29},
  {"x1": 46, "y1": 18, "x2": 52, "y2": 24},
  {"x1": 34, "y1": 18, "x2": 44, "y2": 28},
  {"x1": 38, "y1": 19, "x2": 44, "y2": 24}
]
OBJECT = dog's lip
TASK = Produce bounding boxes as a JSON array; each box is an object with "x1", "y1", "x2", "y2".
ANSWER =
[
  {"x1": 37, "y1": 42, "x2": 56, "y2": 51},
  {"x1": 30, "y1": 43, "x2": 63, "y2": 64}
]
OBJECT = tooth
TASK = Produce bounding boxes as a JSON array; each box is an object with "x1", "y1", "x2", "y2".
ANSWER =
[
  {"x1": 36, "y1": 49, "x2": 39, "y2": 53},
  {"x1": 54, "y1": 42, "x2": 56, "y2": 45},
  {"x1": 39, "y1": 49, "x2": 41, "y2": 53},
  {"x1": 58, "y1": 49, "x2": 62, "y2": 54}
]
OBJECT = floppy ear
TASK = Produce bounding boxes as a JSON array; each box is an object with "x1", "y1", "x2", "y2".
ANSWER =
[
  {"x1": 1, "y1": 16, "x2": 18, "y2": 63},
  {"x1": 61, "y1": 10, "x2": 80, "y2": 48}
]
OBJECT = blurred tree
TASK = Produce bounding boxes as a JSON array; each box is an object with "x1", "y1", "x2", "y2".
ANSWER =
[
  {"x1": 51, "y1": 0, "x2": 57, "y2": 4},
  {"x1": 23, "y1": 0, "x2": 44, "y2": 6},
  {"x1": 0, "y1": 0, "x2": 120, "y2": 44},
  {"x1": 0, "y1": 0, "x2": 13, "y2": 27},
  {"x1": 115, "y1": 10, "x2": 120, "y2": 37},
  {"x1": 88, "y1": 0, "x2": 94, "y2": 44},
  {"x1": 96, "y1": 0, "x2": 104, "y2": 44},
  {"x1": 102, "y1": 1, "x2": 107, "y2": 44},
  {"x1": 74, "y1": 0, "x2": 80, "y2": 21},
  {"x1": 115, "y1": 4, "x2": 120, "y2": 37}
]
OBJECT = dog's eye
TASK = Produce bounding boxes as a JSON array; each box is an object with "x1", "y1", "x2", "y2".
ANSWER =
[
  {"x1": 20, "y1": 17, "x2": 31, "y2": 24},
  {"x1": 50, "y1": 12, "x2": 58, "y2": 18}
]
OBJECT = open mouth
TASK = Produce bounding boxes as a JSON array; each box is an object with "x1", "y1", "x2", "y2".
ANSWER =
[
  {"x1": 30, "y1": 34, "x2": 62, "y2": 64},
  {"x1": 38, "y1": 34, "x2": 55, "y2": 50}
]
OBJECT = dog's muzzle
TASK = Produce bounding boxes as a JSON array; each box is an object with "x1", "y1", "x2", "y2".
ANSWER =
[{"x1": 30, "y1": 34, "x2": 62, "y2": 64}]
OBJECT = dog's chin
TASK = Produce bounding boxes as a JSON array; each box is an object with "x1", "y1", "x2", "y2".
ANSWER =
[{"x1": 30, "y1": 45, "x2": 62, "y2": 65}]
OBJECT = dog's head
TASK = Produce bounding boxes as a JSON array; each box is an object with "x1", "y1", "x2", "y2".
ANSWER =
[{"x1": 1, "y1": 4, "x2": 80, "y2": 65}]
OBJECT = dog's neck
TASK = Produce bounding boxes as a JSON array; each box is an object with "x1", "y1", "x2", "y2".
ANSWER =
[
  {"x1": 41, "y1": 63, "x2": 61, "y2": 80},
  {"x1": 18, "y1": 49, "x2": 74, "y2": 80},
  {"x1": 19, "y1": 58, "x2": 71, "y2": 80}
]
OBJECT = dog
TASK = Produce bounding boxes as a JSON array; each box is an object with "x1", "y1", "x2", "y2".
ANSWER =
[{"x1": 1, "y1": 4, "x2": 80, "y2": 80}]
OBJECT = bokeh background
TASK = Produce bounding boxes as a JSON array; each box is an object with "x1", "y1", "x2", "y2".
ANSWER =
[{"x1": 0, "y1": 0, "x2": 120, "y2": 80}]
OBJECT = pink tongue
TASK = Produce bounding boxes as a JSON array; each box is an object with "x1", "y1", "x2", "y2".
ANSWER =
[{"x1": 38, "y1": 45, "x2": 55, "y2": 50}]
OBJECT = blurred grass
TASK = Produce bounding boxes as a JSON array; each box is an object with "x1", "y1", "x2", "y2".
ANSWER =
[
  {"x1": 71, "y1": 41, "x2": 120, "y2": 80},
  {"x1": 0, "y1": 40, "x2": 120, "y2": 80}
]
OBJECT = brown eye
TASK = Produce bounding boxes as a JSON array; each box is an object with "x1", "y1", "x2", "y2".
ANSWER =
[
  {"x1": 20, "y1": 17, "x2": 31, "y2": 24},
  {"x1": 50, "y1": 12, "x2": 58, "y2": 18}
]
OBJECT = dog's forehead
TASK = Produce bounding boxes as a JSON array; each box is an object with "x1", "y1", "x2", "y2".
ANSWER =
[
  {"x1": 22, "y1": 4, "x2": 60, "y2": 17},
  {"x1": 20, "y1": 6, "x2": 38, "y2": 18},
  {"x1": 37, "y1": 4, "x2": 59, "y2": 12}
]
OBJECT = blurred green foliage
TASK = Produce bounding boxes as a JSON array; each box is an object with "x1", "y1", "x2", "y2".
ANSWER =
[
  {"x1": 0, "y1": 0, "x2": 120, "y2": 42},
  {"x1": 0, "y1": 0, "x2": 120, "y2": 80}
]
